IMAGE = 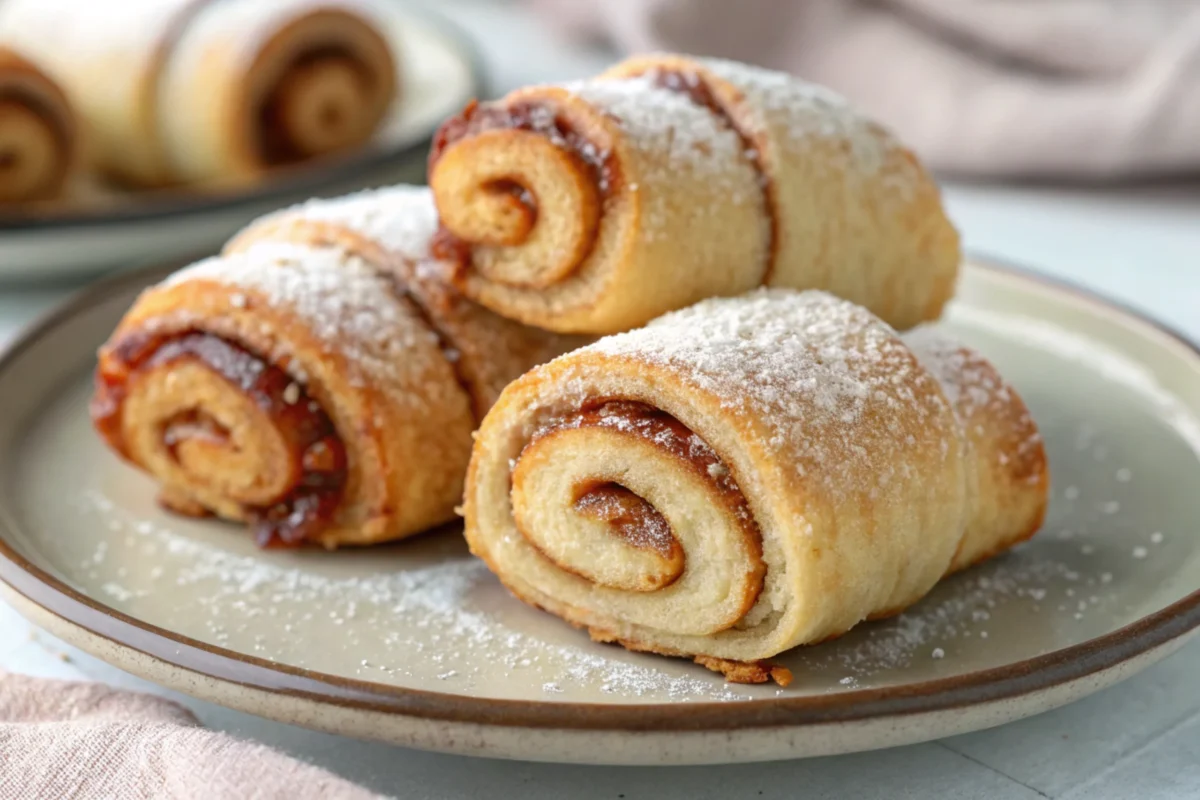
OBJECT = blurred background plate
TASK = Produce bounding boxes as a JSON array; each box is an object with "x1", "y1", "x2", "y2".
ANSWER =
[{"x1": 0, "y1": 6, "x2": 485, "y2": 283}]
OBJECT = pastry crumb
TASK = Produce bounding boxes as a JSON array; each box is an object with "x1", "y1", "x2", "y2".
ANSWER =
[{"x1": 694, "y1": 654, "x2": 792, "y2": 686}]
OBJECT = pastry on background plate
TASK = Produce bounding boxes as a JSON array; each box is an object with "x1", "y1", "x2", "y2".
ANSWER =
[
  {"x1": 0, "y1": 47, "x2": 78, "y2": 204},
  {"x1": 0, "y1": 0, "x2": 398, "y2": 188}
]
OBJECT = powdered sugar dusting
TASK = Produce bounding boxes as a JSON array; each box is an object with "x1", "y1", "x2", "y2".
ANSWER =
[
  {"x1": 572, "y1": 77, "x2": 746, "y2": 181},
  {"x1": 73, "y1": 491, "x2": 753, "y2": 702},
  {"x1": 274, "y1": 185, "x2": 442, "y2": 264},
  {"x1": 569, "y1": 76, "x2": 763, "y2": 241},
  {"x1": 956, "y1": 306, "x2": 1200, "y2": 456},
  {"x1": 590, "y1": 289, "x2": 953, "y2": 498},
  {"x1": 904, "y1": 326, "x2": 1008, "y2": 413},
  {"x1": 574, "y1": 486, "x2": 676, "y2": 557},
  {"x1": 161, "y1": 241, "x2": 443, "y2": 398},
  {"x1": 904, "y1": 324, "x2": 1043, "y2": 463},
  {"x1": 537, "y1": 400, "x2": 752, "y2": 522},
  {"x1": 800, "y1": 556, "x2": 1087, "y2": 677},
  {"x1": 699, "y1": 57, "x2": 898, "y2": 177}
]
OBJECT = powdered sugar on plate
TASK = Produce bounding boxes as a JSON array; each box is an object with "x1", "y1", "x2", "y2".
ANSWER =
[
  {"x1": 797, "y1": 555, "x2": 1088, "y2": 678},
  {"x1": 27, "y1": 285, "x2": 1200, "y2": 705},
  {"x1": 75, "y1": 482, "x2": 1121, "y2": 698},
  {"x1": 74, "y1": 490, "x2": 755, "y2": 702}
]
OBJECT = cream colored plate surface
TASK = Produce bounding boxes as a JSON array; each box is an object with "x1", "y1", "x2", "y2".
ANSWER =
[
  {"x1": 0, "y1": 260, "x2": 1198, "y2": 764},
  {"x1": 0, "y1": 8, "x2": 484, "y2": 281}
]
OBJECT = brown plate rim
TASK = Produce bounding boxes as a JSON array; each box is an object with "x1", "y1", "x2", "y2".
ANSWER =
[
  {"x1": 0, "y1": 7, "x2": 488, "y2": 232},
  {"x1": 0, "y1": 256, "x2": 1198, "y2": 732}
]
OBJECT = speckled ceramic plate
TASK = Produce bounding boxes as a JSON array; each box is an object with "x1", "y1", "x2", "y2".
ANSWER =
[
  {"x1": 0, "y1": 258, "x2": 1198, "y2": 765},
  {"x1": 0, "y1": 7, "x2": 485, "y2": 282}
]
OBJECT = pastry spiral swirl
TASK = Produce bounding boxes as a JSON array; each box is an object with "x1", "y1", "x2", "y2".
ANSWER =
[
  {"x1": 464, "y1": 290, "x2": 1047, "y2": 682},
  {"x1": 430, "y1": 55, "x2": 959, "y2": 334},
  {"x1": 93, "y1": 186, "x2": 585, "y2": 547},
  {"x1": 93, "y1": 241, "x2": 473, "y2": 548}
]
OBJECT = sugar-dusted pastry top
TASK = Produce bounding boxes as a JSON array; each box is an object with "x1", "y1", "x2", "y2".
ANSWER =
[
  {"x1": 266, "y1": 184, "x2": 441, "y2": 265},
  {"x1": 464, "y1": 286, "x2": 1047, "y2": 682},
  {"x1": 588, "y1": 288, "x2": 955, "y2": 498},
  {"x1": 233, "y1": 187, "x2": 590, "y2": 415},
  {"x1": 905, "y1": 326, "x2": 1018, "y2": 424},
  {"x1": 160, "y1": 241, "x2": 446, "y2": 402},
  {"x1": 696, "y1": 57, "x2": 897, "y2": 173},
  {"x1": 95, "y1": 238, "x2": 477, "y2": 548},
  {"x1": 568, "y1": 77, "x2": 759, "y2": 203},
  {"x1": 432, "y1": 54, "x2": 957, "y2": 334},
  {"x1": 904, "y1": 324, "x2": 1044, "y2": 483}
]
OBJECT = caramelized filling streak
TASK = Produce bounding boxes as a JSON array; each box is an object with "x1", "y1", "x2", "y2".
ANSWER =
[
  {"x1": 91, "y1": 332, "x2": 347, "y2": 548},
  {"x1": 531, "y1": 400, "x2": 759, "y2": 575},
  {"x1": 573, "y1": 482, "x2": 676, "y2": 559},
  {"x1": 646, "y1": 68, "x2": 779, "y2": 281}
]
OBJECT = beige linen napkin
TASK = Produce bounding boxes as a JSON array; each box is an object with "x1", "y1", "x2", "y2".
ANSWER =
[
  {"x1": 531, "y1": 0, "x2": 1200, "y2": 178},
  {"x1": 0, "y1": 671, "x2": 380, "y2": 800}
]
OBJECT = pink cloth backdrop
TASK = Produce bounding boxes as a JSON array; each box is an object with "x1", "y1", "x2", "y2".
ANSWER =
[
  {"x1": 531, "y1": 0, "x2": 1200, "y2": 178},
  {"x1": 0, "y1": 671, "x2": 380, "y2": 799}
]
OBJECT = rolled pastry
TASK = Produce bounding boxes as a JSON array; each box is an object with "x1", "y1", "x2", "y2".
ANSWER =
[
  {"x1": 429, "y1": 56, "x2": 959, "y2": 334},
  {"x1": 0, "y1": 0, "x2": 396, "y2": 187},
  {"x1": 0, "y1": 47, "x2": 77, "y2": 204},
  {"x1": 903, "y1": 326, "x2": 1049, "y2": 573},
  {"x1": 464, "y1": 290, "x2": 1047, "y2": 683},
  {"x1": 226, "y1": 185, "x2": 587, "y2": 418},
  {"x1": 92, "y1": 240, "x2": 475, "y2": 548}
]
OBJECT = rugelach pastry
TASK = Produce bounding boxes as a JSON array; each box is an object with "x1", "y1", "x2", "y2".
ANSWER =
[
  {"x1": 429, "y1": 54, "x2": 960, "y2": 334},
  {"x1": 0, "y1": 0, "x2": 397, "y2": 187},
  {"x1": 463, "y1": 290, "x2": 1048, "y2": 683}
]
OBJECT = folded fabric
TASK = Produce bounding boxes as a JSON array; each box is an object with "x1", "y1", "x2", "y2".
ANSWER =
[
  {"x1": 0, "y1": 671, "x2": 379, "y2": 800},
  {"x1": 529, "y1": 0, "x2": 1200, "y2": 178}
]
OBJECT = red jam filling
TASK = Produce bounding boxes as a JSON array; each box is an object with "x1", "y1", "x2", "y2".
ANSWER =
[{"x1": 91, "y1": 332, "x2": 347, "y2": 548}]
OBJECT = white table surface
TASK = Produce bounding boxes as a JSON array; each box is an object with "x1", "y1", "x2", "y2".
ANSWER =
[{"x1": 1, "y1": 2, "x2": 1198, "y2": 797}]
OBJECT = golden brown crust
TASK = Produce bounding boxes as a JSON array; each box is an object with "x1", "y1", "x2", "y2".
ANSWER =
[
  {"x1": 429, "y1": 79, "x2": 770, "y2": 334},
  {"x1": 587, "y1": 628, "x2": 792, "y2": 686},
  {"x1": 601, "y1": 54, "x2": 962, "y2": 332},
  {"x1": 93, "y1": 241, "x2": 475, "y2": 548},
  {"x1": 693, "y1": 655, "x2": 793, "y2": 687},
  {"x1": 156, "y1": 484, "x2": 213, "y2": 519},
  {"x1": 464, "y1": 290, "x2": 1048, "y2": 676},
  {"x1": 903, "y1": 327, "x2": 1050, "y2": 574}
]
